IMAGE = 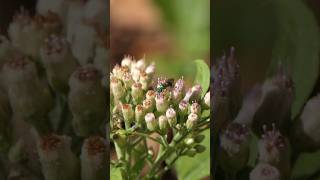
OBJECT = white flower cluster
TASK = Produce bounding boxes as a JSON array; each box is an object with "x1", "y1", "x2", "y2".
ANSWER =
[{"x1": 111, "y1": 57, "x2": 210, "y2": 133}]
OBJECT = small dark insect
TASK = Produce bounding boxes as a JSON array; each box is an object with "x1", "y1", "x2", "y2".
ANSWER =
[{"x1": 156, "y1": 78, "x2": 174, "y2": 94}]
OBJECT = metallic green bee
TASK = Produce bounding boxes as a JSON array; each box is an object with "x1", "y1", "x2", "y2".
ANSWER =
[{"x1": 156, "y1": 78, "x2": 174, "y2": 94}]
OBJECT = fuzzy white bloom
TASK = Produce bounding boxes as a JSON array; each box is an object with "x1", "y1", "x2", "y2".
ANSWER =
[
  {"x1": 37, "y1": 134, "x2": 79, "y2": 180},
  {"x1": 81, "y1": 136, "x2": 107, "y2": 180},
  {"x1": 66, "y1": 0, "x2": 86, "y2": 42},
  {"x1": 8, "y1": 9, "x2": 47, "y2": 59},
  {"x1": 40, "y1": 34, "x2": 78, "y2": 94}
]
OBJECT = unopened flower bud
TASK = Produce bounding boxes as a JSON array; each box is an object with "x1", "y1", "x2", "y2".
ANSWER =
[
  {"x1": 8, "y1": 9, "x2": 47, "y2": 59},
  {"x1": 166, "y1": 107, "x2": 177, "y2": 127},
  {"x1": 3, "y1": 55, "x2": 53, "y2": 132},
  {"x1": 131, "y1": 82, "x2": 143, "y2": 104},
  {"x1": 186, "y1": 148, "x2": 197, "y2": 157},
  {"x1": 135, "y1": 59, "x2": 146, "y2": 71},
  {"x1": 220, "y1": 123, "x2": 250, "y2": 174},
  {"x1": 68, "y1": 65, "x2": 106, "y2": 136},
  {"x1": 194, "y1": 134, "x2": 205, "y2": 143},
  {"x1": 122, "y1": 72, "x2": 133, "y2": 89},
  {"x1": 81, "y1": 136, "x2": 107, "y2": 180},
  {"x1": 186, "y1": 113, "x2": 198, "y2": 129},
  {"x1": 190, "y1": 84, "x2": 202, "y2": 101},
  {"x1": 155, "y1": 92, "x2": 170, "y2": 113},
  {"x1": 146, "y1": 90, "x2": 156, "y2": 101},
  {"x1": 250, "y1": 163, "x2": 280, "y2": 180},
  {"x1": 171, "y1": 77, "x2": 184, "y2": 103},
  {"x1": 184, "y1": 138, "x2": 195, "y2": 146},
  {"x1": 194, "y1": 144, "x2": 206, "y2": 153},
  {"x1": 40, "y1": 34, "x2": 78, "y2": 94},
  {"x1": 110, "y1": 77, "x2": 125, "y2": 100},
  {"x1": 143, "y1": 99, "x2": 154, "y2": 113},
  {"x1": 145, "y1": 63, "x2": 155, "y2": 76},
  {"x1": 135, "y1": 105, "x2": 145, "y2": 124},
  {"x1": 203, "y1": 92, "x2": 210, "y2": 108},
  {"x1": 121, "y1": 56, "x2": 133, "y2": 68},
  {"x1": 258, "y1": 124, "x2": 290, "y2": 177},
  {"x1": 121, "y1": 104, "x2": 134, "y2": 125},
  {"x1": 37, "y1": 134, "x2": 80, "y2": 180},
  {"x1": 178, "y1": 101, "x2": 188, "y2": 118},
  {"x1": 139, "y1": 71, "x2": 150, "y2": 90},
  {"x1": 190, "y1": 101, "x2": 201, "y2": 116},
  {"x1": 158, "y1": 115, "x2": 169, "y2": 133},
  {"x1": 145, "y1": 113, "x2": 157, "y2": 131}
]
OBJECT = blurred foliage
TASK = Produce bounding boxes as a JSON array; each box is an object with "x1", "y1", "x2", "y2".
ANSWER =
[
  {"x1": 175, "y1": 129, "x2": 210, "y2": 180},
  {"x1": 150, "y1": 0, "x2": 210, "y2": 83}
]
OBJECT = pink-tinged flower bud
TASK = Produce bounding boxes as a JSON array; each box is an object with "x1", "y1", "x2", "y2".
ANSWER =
[
  {"x1": 37, "y1": 134, "x2": 80, "y2": 180},
  {"x1": 135, "y1": 104, "x2": 145, "y2": 124},
  {"x1": 155, "y1": 92, "x2": 170, "y2": 113},
  {"x1": 110, "y1": 76, "x2": 125, "y2": 100},
  {"x1": 81, "y1": 136, "x2": 107, "y2": 180},
  {"x1": 121, "y1": 104, "x2": 134, "y2": 125},
  {"x1": 8, "y1": 8, "x2": 47, "y2": 59},
  {"x1": 191, "y1": 84, "x2": 202, "y2": 101},
  {"x1": 252, "y1": 65, "x2": 293, "y2": 136},
  {"x1": 186, "y1": 113, "x2": 198, "y2": 129},
  {"x1": 257, "y1": 124, "x2": 290, "y2": 178},
  {"x1": 2, "y1": 55, "x2": 53, "y2": 125},
  {"x1": 131, "y1": 82, "x2": 143, "y2": 104},
  {"x1": 250, "y1": 163, "x2": 280, "y2": 180},
  {"x1": 68, "y1": 65, "x2": 106, "y2": 136},
  {"x1": 121, "y1": 56, "x2": 133, "y2": 68},
  {"x1": 122, "y1": 72, "x2": 133, "y2": 89},
  {"x1": 178, "y1": 100, "x2": 188, "y2": 118},
  {"x1": 143, "y1": 99, "x2": 154, "y2": 113},
  {"x1": 70, "y1": 21, "x2": 96, "y2": 65},
  {"x1": 203, "y1": 92, "x2": 210, "y2": 109},
  {"x1": 173, "y1": 77, "x2": 185, "y2": 103},
  {"x1": 40, "y1": 34, "x2": 78, "y2": 94},
  {"x1": 190, "y1": 101, "x2": 201, "y2": 116},
  {"x1": 220, "y1": 123, "x2": 250, "y2": 174},
  {"x1": 158, "y1": 115, "x2": 169, "y2": 133},
  {"x1": 146, "y1": 90, "x2": 156, "y2": 101},
  {"x1": 166, "y1": 107, "x2": 177, "y2": 127},
  {"x1": 145, "y1": 113, "x2": 157, "y2": 131}
]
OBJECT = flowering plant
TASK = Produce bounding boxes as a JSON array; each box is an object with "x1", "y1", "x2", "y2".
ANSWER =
[
  {"x1": 110, "y1": 57, "x2": 210, "y2": 179},
  {"x1": 0, "y1": 0, "x2": 108, "y2": 180}
]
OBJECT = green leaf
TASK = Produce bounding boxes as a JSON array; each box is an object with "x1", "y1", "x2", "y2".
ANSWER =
[
  {"x1": 175, "y1": 129, "x2": 210, "y2": 180},
  {"x1": 193, "y1": 59, "x2": 210, "y2": 97},
  {"x1": 268, "y1": 0, "x2": 320, "y2": 118},
  {"x1": 110, "y1": 166, "x2": 122, "y2": 180},
  {"x1": 292, "y1": 150, "x2": 320, "y2": 179}
]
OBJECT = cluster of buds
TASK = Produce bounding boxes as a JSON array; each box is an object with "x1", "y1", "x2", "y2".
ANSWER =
[
  {"x1": 214, "y1": 48, "x2": 296, "y2": 180},
  {"x1": 110, "y1": 57, "x2": 210, "y2": 178},
  {"x1": 111, "y1": 57, "x2": 209, "y2": 133},
  {"x1": 0, "y1": 1, "x2": 108, "y2": 180}
]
